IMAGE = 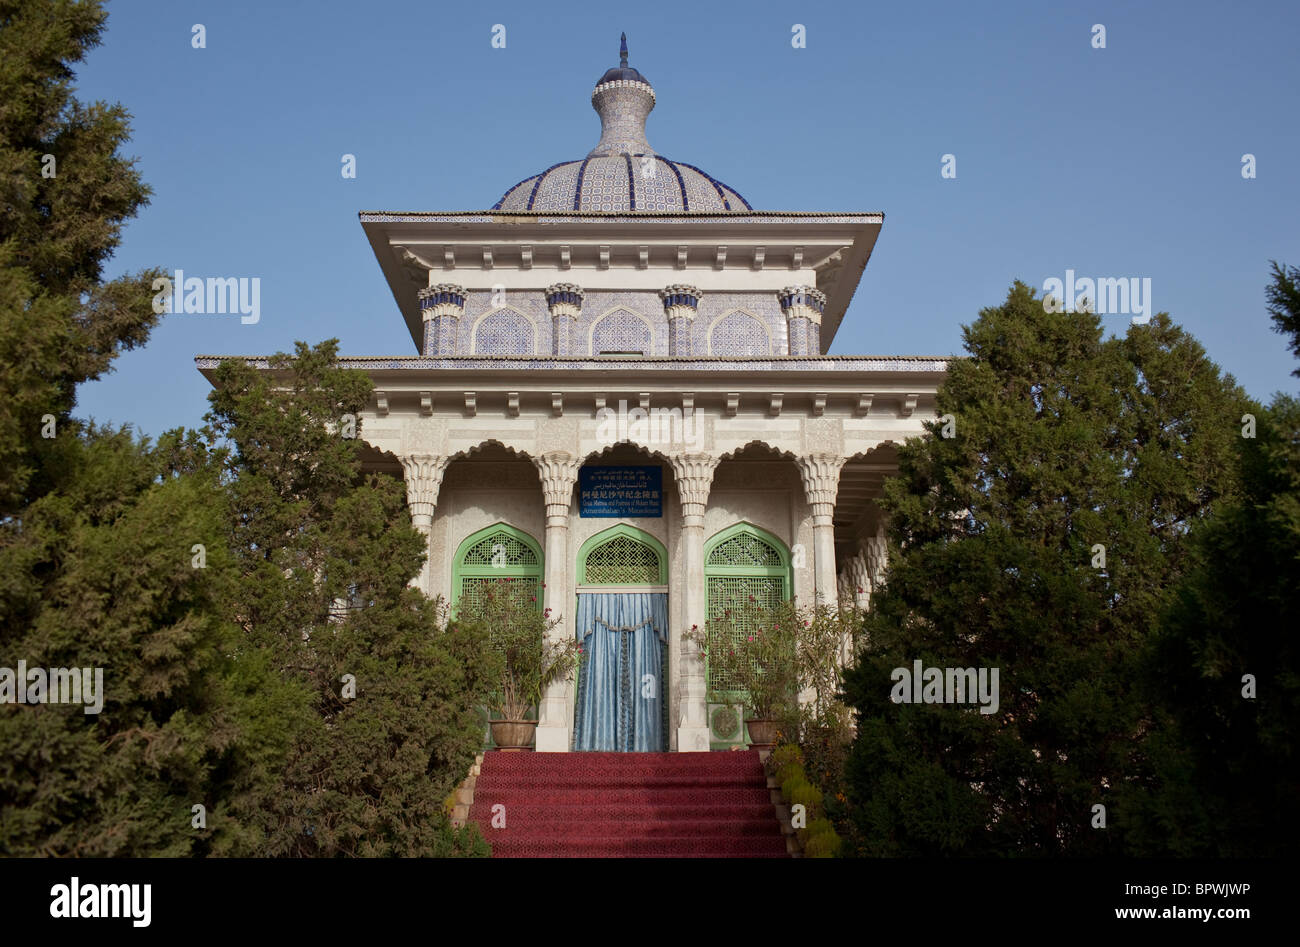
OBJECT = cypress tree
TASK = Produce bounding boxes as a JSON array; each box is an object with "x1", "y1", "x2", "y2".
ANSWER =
[{"x1": 840, "y1": 282, "x2": 1250, "y2": 855}]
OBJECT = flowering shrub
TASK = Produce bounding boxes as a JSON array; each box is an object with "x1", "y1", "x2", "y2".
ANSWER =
[
  {"x1": 685, "y1": 599, "x2": 863, "y2": 736},
  {"x1": 686, "y1": 599, "x2": 800, "y2": 723},
  {"x1": 455, "y1": 577, "x2": 581, "y2": 720}
]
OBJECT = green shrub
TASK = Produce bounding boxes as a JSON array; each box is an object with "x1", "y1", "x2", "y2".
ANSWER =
[
  {"x1": 798, "y1": 817, "x2": 835, "y2": 844},
  {"x1": 804, "y1": 830, "x2": 842, "y2": 858},
  {"x1": 796, "y1": 817, "x2": 833, "y2": 846},
  {"x1": 790, "y1": 782, "x2": 824, "y2": 813},
  {"x1": 781, "y1": 775, "x2": 810, "y2": 803},
  {"x1": 775, "y1": 762, "x2": 804, "y2": 787},
  {"x1": 770, "y1": 743, "x2": 804, "y2": 771}
]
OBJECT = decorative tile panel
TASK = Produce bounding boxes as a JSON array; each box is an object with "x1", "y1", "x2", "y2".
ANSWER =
[
  {"x1": 708, "y1": 310, "x2": 770, "y2": 357},
  {"x1": 473, "y1": 308, "x2": 536, "y2": 355},
  {"x1": 591, "y1": 308, "x2": 653, "y2": 355}
]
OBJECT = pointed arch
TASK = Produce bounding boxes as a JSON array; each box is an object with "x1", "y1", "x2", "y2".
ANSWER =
[
  {"x1": 578, "y1": 524, "x2": 669, "y2": 586},
  {"x1": 703, "y1": 522, "x2": 791, "y2": 693},
  {"x1": 707, "y1": 308, "x2": 771, "y2": 357},
  {"x1": 704, "y1": 522, "x2": 790, "y2": 577},
  {"x1": 451, "y1": 522, "x2": 543, "y2": 613},
  {"x1": 471, "y1": 307, "x2": 535, "y2": 355},
  {"x1": 588, "y1": 306, "x2": 654, "y2": 355}
]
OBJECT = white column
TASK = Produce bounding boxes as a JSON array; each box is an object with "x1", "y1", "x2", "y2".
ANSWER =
[
  {"x1": 837, "y1": 553, "x2": 870, "y2": 664},
  {"x1": 799, "y1": 453, "x2": 846, "y2": 608},
  {"x1": 863, "y1": 525, "x2": 888, "y2": 610},
  {"x1": 399, "y1": 454, "x2": 449, "y2": 596},
  {"x1": 533, "y1": 451, "x2": 580, "y2": 752},
  {"x1": 670, "y1": 453, "x2": 719, "y2": 752}
]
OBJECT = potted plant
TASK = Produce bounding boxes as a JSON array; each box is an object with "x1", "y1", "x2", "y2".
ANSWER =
[
  {"x1": 458, "y1": 577, "x2": 581, "y2": 750},
  {"x1": 687, "y1": 598, "x2": 801, "y2": 748}
]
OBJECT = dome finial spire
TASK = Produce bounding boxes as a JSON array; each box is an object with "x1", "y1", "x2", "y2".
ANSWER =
[{"x1": 620, "y1": 32, "x2": 628, "y2": 67}]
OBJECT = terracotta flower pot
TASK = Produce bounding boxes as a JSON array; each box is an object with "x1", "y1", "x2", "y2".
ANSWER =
[
  {"x1": 746, "y1": 719, "x2": 779, "y2": 748},
  {"x1": 490, "y1": 719, "x2": 537, "y2": 751}
]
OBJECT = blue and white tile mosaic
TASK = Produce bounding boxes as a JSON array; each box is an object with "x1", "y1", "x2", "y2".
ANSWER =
[
  {"x1": 591, "y1": 308, "x2": 654, "y2": 355},
  {"x1": 707, "y1": 309, "x2": 771, "y2": 357},
  {"x1": 472, "y1": 307, "x2": 536, "y2": 355}
]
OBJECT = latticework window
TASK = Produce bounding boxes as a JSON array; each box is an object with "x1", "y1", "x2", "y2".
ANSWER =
[
  {"x1": 707, "y1": 532, "x2": 783, "y2": 568},
  {"x1": 460, "y1": 531, "x2": 539, "y2": 568},
  {"x1": 705, "y1": 576, "x2": 785, "y2": 690},
  {"x1": 453, "y1": 526, "x2": 543, "y2": 616},
  {"x1": 704, "y1": 527, "x2": 790, "y2": 692},
  {"x1": 584, "y1": 535, "x2": 661, "y2": 585},
  {"x1": 459, "y1": 575, "x2": 542, "y2": 616}
]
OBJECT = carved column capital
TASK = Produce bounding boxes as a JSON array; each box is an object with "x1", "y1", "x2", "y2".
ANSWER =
[
  {"x1": 418, "y1": 285, "x2": 467, "y2": 356},
  {"x1": 419, "y1": 284, "x2": 468, "y2": 321},
  {"x1": 777, "y1": 285, "x2": 826, "y2": 325},
  {"x1": 670, "y1": 453, "x2": 719, "y2": 522},
  {"x1": 399, "y1": 453, "x2": 449, "y2": 524},
  {"x1": 798, "y1": 452, "x2": 845, "y2": 523},
  {"x1": 545, "y1": 284, "x2": 583, "y2": 355},
  {"x1": 544, "y1": 283, "x2": 585, "y2": 319},
  {"x1": 534, "y1": 451, "x2": 581, "y2": 522}
]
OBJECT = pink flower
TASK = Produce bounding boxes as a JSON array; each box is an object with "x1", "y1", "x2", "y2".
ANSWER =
[{"x1": 747, "y1": 636, "x2": 754, "y2": 642}]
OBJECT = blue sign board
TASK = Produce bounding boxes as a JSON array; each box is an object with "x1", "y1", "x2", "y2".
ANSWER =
[{"x1": 579, "y1": 466, "x2": 663, "y2": 518}]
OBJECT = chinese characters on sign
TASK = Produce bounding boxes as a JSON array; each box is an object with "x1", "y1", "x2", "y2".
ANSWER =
[{"x1": 579, "y1": 466, "x2": 663, "y2": 517}]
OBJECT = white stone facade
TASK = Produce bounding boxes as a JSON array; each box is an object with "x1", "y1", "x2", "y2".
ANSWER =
[
  {"x1": 196, "y1": 38, "x2": 950, "y2": 752},
  {"x1": 345, "y1": 380, "x2": 943, "y2": 751}
]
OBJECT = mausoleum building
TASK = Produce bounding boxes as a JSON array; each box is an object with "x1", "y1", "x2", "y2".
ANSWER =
[{"x1": 198, "y1": 37, "x2": 948, "y2": 753}]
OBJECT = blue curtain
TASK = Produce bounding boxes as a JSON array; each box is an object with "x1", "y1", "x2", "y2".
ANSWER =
[{"x1": 574, "y1": 592, "x2": 667, "y2": 751}]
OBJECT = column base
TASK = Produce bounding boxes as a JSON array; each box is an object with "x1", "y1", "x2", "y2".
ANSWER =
[
  {"x1": 534, "y1": 724, "x2": 570, "y2": 753},
  {"x1": 677, "y1": 726, "x2": 712, "y2": 752}
]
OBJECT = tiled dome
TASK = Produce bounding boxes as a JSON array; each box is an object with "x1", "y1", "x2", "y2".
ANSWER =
[{"x1": 492, "y1": 35, "x2": 751, "y2": 214}]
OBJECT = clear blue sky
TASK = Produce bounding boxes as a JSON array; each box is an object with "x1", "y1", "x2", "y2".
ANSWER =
[{"x1": 73, "y1": 0, "x2": 1300, "y2": 437}]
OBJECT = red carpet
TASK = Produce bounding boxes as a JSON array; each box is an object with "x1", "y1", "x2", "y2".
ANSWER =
[{"x1": 468, "y1": 750, "x2": 789, "y2": 857}]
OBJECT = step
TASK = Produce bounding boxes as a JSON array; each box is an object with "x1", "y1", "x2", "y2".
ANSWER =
[
  {"x1": 465, "y1": 750, "x2": 788, "y2": 858},
  {"x1": 467, "y1": 802, "x2": 778, "y2": 823},
  {"x1": 485, "y1": 835, "x2": 789, "y2": 857},
  {"x1": 483, "y1": 754, "x2": 764, "y2": 775},
  {"x1": 474, "y1": 771, "x2": 764, "y2": 789},
  {"x1": 477, "y1": 818, "x2": 782, "y2": 839},
  {"x1": 470, "y1": 786, "x2": 774, "y2": 806}
]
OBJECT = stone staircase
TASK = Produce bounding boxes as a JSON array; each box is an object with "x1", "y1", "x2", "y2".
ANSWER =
[{"x1": 463, "y1": 750, "x2": 791, "y2": 857}]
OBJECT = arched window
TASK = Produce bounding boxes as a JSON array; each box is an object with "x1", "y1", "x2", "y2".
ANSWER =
[
  {"x1": 452, "y1": 524, "x2": 543, "y2": 614},
  {"x1": 578, "y1": 524, "x2": 668, "y2": 586},
  {"x1": 703, "y1": 523, "x2": 791, "y2": 691}
]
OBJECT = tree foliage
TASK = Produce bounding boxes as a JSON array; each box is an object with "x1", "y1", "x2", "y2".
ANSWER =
[
  {"x1": 1, "y1": 3, "x2": 496, "y2": 857},
  {"x1": 1123, "y1": 265, "x2": 1300, "y2": 856},
  {"x1": 0, "y1": 0, "x2": 162, "y2": 512},
  {"x1": 840, "y1": 282, "x2": 1251, "y2": 855}
]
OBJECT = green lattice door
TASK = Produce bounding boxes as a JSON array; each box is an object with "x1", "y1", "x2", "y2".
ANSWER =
[
  {"x1": 703, "y1": 525, "x2": 791, "y2": 749},
  {"x1": 452, "y1": 524, "x2": 544, "y2": 748}
]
